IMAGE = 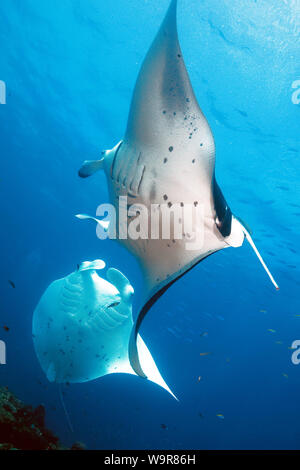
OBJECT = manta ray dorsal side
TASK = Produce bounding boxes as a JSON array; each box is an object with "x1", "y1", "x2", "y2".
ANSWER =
[{"x1": 78, "y1": 0, "x2": 279, "y2": 378}]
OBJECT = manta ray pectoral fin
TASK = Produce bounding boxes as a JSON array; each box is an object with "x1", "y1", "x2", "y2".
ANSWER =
[
  {"x1": 232, "y1": 217, "x2": 279, "y2": 290},
  {"x1": 75, "y1": 214, "x2": 110, "y2": 232},
  {"x1": 106, "y1": 268, "x2": 134, "y2": 304},
  {"x1": 128, "y1": 289, "x2": 165, "y2": 379},
  {"x1": 124, "y1": 0, "x2": 207, "y2": 149},
  {"x1": 136, "y1": 335, "x2": 178, "y2": 401},
  {"x1": 78, "y1": 158, "x2": 104, "y2": 178},
  {"x1": 129, "y1": 325, "x2": 147, "y2": 379}
]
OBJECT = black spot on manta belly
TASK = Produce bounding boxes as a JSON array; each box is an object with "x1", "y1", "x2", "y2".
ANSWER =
[
  {"x1": 163, "y1": 194, "x2": 168, "y2": 200},
  {"x1": 169, "y1": 146, "x2": 174, "y2": 152}
]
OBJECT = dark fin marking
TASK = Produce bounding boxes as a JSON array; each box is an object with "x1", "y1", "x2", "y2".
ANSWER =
[{"x1": 129, "y1": 252, "x2": 217, "y2": 377}]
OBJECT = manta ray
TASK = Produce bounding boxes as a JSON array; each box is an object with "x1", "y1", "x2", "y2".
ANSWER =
[
  {"x1": 32, "y1": 260, "x2": 176, "y2": 399},
  {"x1": 78, "y1": 0, "x2": 278, "y2": 378}
]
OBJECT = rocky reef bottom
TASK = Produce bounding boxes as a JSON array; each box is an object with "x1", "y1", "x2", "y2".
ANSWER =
[{"x1": 0, "y1": 386, "x2": 85, "y2": 450}]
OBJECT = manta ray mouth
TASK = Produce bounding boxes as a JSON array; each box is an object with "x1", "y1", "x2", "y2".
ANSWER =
[{"x1": 107, "y1": 301, "x2": 120, "y2": 309}]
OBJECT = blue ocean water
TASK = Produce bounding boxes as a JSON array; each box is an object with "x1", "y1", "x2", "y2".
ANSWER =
[{"x1": 0, "y1": 0, "x2": 299, "y2": 450}]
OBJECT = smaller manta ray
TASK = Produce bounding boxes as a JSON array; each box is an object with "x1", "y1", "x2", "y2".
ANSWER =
[
  {"x1": 32, "y1": 260, "x2": 176, "y2": 400},
  {"x1": 78, "y1": 0, "x2": 279, "y2": 378}
]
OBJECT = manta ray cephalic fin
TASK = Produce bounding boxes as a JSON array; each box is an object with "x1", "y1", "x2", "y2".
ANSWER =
[
  {"x1": 78, "y1": 158, "x2": 104, "y2": 178},
  {"x1": 75, "y1": 213, "x2": 110, "y2": 232}
]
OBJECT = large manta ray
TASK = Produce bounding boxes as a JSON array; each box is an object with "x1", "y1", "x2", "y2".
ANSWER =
[{"x1": 78, "y1": 0, "x2": 278, "y2": 378}]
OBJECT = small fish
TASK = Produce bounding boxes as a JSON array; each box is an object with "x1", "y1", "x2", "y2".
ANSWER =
[
  {"x1": 3, "y1": 326, "x2": 9, "y2": 332},
  {"x1": 282, "y1": 373, "x2": 288, "y2": 379},
  {"x1": 216, "y1": 414, "x2": 224, "y2": 419},
  {"x1": 197, "y1": 376, "x2": 202, "y2": 382},
  {"x1": 198, "y1": 412, "x2": 204, "y2": 418},
  {"x1": 260, "y1": 309, "x2": 267, "y2": 313},
  {"x1": 8, "y1": 280, "x2": 15, "y2": 289},
  {"x1": 160, "y1": 424, "x2": 167, "y2": 430},
  {"x1": 267, "y1": 329, "x2": 276, "y2": 333},
  {"x1": 200, "y1": 352, "x2": 212, "y2": 356}
]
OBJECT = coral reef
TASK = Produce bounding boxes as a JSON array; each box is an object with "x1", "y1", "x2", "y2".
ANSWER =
[{"x1": 0, "y1": 386, "x2": 84, "y2": 450}]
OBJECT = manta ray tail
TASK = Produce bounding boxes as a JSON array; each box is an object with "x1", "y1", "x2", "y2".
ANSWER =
[
  {"x1": 242, "y1": 226, "x2": 279, "y2": 290},
  {"x1": 232, "y1": 216, "x2": 279, "y2": 289},
  {"x1": 78, "y1": 158, "x2": 104, "y2": 178},
  {"x1": 59, "y1": 385, "x2": 74, "y2": 434}
]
